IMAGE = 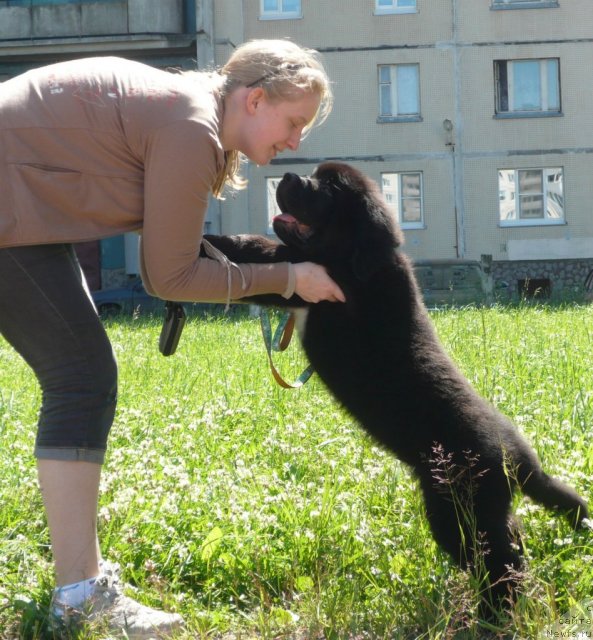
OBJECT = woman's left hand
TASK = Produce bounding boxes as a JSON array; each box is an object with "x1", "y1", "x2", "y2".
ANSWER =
[{"x1": 293, "y1": 262, "x2": 345, "y2": 303}]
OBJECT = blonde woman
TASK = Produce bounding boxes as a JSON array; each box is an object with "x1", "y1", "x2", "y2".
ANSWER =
[{"x1": 0, "y1": 39, "x2": 343, "y2": 637}]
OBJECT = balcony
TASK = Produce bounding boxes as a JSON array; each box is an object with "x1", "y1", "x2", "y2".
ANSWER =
[{"x1": 0, "y1": 0, "x2": 195, "y2": 62}]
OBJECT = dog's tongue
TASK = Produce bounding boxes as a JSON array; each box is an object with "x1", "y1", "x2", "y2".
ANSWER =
[{"x1": 274, "y1": 213, "x2": 297, "y2": 223}]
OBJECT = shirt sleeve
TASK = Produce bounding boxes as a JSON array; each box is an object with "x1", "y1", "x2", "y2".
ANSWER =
[{"x1": 140, "y1": 120, "x2": 290, "y2": 302}]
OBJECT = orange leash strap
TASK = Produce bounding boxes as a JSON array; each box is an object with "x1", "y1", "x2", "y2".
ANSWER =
[{"x1": 260, "y1": 310, "x2": 314, "y2": 388}]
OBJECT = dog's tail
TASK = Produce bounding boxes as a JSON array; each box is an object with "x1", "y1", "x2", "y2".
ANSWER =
[{"x1": 519, "y1": 467, "x2": 589, "y2": 528}]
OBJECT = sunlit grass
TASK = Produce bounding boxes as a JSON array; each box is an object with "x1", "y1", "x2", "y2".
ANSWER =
[{"x1": 0, "y1": 303, "x2": 591, "y2": 638}]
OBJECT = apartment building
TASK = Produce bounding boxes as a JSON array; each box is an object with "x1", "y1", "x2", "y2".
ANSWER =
[
  {"x1": 213, "y1": 0, "x2": 593, "y2": 299},
  {"x1": 1, "y1": 0, "x2": 592, "y2": 298}
]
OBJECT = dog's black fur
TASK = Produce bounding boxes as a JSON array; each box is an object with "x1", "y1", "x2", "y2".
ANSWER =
[{"x1": 203, "y1": 162, "x2": 588, "y2": 615}]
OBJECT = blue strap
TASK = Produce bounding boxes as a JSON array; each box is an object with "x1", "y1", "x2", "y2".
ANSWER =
[{"x1": 260, "y1": 310, "x2": 314, "y2": 388}]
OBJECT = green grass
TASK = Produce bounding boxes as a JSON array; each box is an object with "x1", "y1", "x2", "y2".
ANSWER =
[{"x1": 0, "y1": 303, "x2": 592, "y2": 639}]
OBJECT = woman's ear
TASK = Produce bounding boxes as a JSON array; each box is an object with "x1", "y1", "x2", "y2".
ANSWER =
[{"x1": 246, "y1": 87, "x2": 265, "y2": 114}]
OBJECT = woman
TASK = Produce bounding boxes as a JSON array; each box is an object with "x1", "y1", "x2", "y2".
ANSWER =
[{"x1": 0, "y1": 39, "x2": 343, "y2": 637}]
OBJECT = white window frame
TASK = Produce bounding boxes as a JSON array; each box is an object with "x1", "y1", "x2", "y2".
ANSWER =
[
  {"x1": 495, "y1": 58, "x2": 560, "y2": 117},
  {"x1": 266, "y1": 177, "x2": 283, "y2": 234},
  {"x1": 498, "y1": 167, "x2": 565, "y2": 227},
  {"x1": 375, "y1": 0, "x2": 417, "y2": 15},
  {"x1": 381, "y1": 172, "x2": 424, "y2": 230},
  {"x1": 378, "y1": 64, "x2": 421, "y2": 122},
  {"x1": 260, "y1": 0, "x2": 301, "y2": 20}
]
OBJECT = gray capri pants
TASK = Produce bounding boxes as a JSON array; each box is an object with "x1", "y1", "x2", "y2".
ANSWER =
[{"x1": 0, "y1": 244, "x2": 118, "y2": 464}]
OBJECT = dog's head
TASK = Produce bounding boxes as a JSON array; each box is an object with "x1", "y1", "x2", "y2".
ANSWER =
[{"x1": 273, "y1": 162, "x2": 403, "y2": 280}]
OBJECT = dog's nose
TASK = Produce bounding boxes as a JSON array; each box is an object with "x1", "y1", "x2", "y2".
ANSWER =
[{"x1": 282, "y1": 172, "x2": 301, "y2": 185}]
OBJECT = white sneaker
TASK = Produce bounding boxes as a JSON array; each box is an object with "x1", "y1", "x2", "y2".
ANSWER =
[{"x1": 51, "y1": 569, "x2": 184, "y2": 639}]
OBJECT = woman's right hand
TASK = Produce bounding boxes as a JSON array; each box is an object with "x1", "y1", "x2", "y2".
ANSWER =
[{"x1": 293, "y1": 262, "x2": 345, "y2": 303}]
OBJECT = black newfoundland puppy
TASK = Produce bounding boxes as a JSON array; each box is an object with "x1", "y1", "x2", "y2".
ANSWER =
[{"x1": 204, "y1": 162, "x2": 588, "y2": 615}]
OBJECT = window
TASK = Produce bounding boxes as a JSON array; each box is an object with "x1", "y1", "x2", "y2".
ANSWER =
[
  {"x1": 375, "y1": 0, "x2": 417, "y2": 15},
  {"x1": 382, "y1": 172, "x2": 424, "y2": 229},
  {"x1": 266, "y1": 178, "x2": 283, "y2": 233},
  {"x1": 491, "y1": 0, "x2": 558, "y2": 9},
  {"x1": 378, "y1": 64, "x2": 421, "y2": 122},
  {"x1": 494, "y1": 59, "x2": 560, "y2": 117},
  {"x1": 260, "y1": 0, "x2": 301, "y2": 19},
  {"x1": 498, "y1": 168, "x2": 564, "y2": 226}
]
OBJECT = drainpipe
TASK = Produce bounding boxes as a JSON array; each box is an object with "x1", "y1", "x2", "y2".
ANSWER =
[{"x1": 451, "y1": 0, "x2": 465, "y2": 258}]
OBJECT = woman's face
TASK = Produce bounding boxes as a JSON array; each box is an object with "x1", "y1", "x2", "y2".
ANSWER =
[{"x1": 239, "y1": 88, "x2": 321, "y2": 166}]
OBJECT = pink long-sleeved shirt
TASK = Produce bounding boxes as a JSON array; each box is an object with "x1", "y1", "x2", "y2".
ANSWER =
[{"x1": 0, "y1": 57, "x2": 291, "y2": 302}]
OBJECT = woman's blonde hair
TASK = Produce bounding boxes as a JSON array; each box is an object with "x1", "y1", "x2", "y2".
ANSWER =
[{"x1": 212, "y1": 39, "x2": 333, "y2": 197}]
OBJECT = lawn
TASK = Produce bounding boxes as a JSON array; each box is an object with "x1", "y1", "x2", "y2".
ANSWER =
[{"x1": 0, "y1": 303, "x2": 591, "y2": 639}]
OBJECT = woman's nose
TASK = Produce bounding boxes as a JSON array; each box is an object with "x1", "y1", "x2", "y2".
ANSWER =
[{"x1": 286, "y1": 128, "x2": 302, "y2": 151}]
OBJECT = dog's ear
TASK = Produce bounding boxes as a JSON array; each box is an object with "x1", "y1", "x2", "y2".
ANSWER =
[{"x1": 351, "y1": 194, "x2": 403, "y2": 281}]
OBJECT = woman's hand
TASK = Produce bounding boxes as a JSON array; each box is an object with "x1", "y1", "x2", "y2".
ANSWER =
[{"x1": 293, "y1": 262, "x2": 345, "y2": 303}]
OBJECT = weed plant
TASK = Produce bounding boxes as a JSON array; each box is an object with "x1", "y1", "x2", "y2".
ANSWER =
[{"x1": 0, "y1": 303, "x2": 591, "y2": 639}]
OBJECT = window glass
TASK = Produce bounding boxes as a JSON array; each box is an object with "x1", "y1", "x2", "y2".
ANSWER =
[
  {"x1": 546, "y1": 59, "x2": 560, "y2": 110},
  {"x1": 545, "y1": 169, "x2": 564, "y2": 219},
  {"x1": 498, "y1": 168, "x2": 564, "y2": 225},
  {"x1": 379, "y1": 65, "x2": 391, "y2": 83},
  {"x1": 397, "y1": 65, "x2": 419, "y2": 115},
  {"x1": 402, "y1": 198, "x2": 422, "y2": 224},
  {"x1": 382, "y1": 172, "x2": 423, "y2": 228},
  {"x1": 380, "y1": 85, "x2": 392, "y2": 117},
  {"x1": 266, "y1": 178, "x2": 282, "y2": 232},
  {"x1": 518, "y1": 170, "x2": 544, "y2": 218},
  {"x1": 513, "y1": 61, "x2": 541, "y2": 111}
]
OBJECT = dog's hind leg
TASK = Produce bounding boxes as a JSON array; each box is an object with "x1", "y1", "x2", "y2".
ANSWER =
[
  {"x1": 422, "y1": 481, "x2": 522, "y2": 620},
  {"x1": 473, "y1": 514, "x2": 524, "y2": 620}
]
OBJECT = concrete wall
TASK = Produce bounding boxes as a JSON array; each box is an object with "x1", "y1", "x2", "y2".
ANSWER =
[{"x1": 128, "y1": 0, "x2": 183, "y2": 34}]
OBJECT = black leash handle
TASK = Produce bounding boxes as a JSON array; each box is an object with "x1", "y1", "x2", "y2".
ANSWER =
[{"x1": 159, "y1": 301, "x2": 186, "y2": 356}]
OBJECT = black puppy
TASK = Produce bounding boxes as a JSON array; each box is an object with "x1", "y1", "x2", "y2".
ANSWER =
[{"x1": 204, "y1": 162, "x2": 589, "y2": 616}]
